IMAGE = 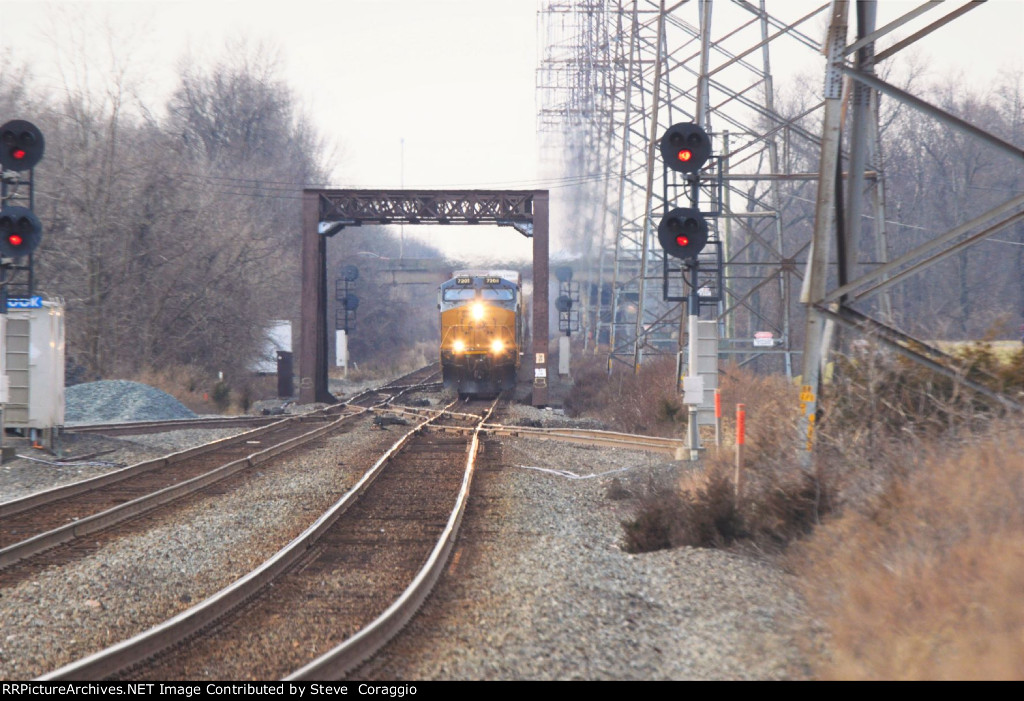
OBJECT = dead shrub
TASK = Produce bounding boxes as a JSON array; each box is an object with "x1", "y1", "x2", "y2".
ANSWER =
[
  {"x1": 671, "y1": 466, "x2": 744, "y2": 548},
  {"x1": 619, "y1": 365, "x2": 837, "y2": 554},
  {"x1": 621, "y1": 458, "x2": 832, "y2": 554},
  {"x1": 822, "y1": 340, "x2": 1022, "y2": 449},
  {"x1": 132, "y1": 364, "x2": 278, "y2": 415},
  {"x1": 621, "y1": 483, "x2": 688, "y2": 553},
  {"x1": 564, "y1": 354, "x2": 685, "y2": 436},
  {"x1": 607, "y1": 344, "x2": 1024, "y2": 678},
  {"x1": 335, "y1": 341, "x2": 437, "y2": 381}
]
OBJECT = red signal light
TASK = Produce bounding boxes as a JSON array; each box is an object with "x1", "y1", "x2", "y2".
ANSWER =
[
  {"x1": 661, "y1": 123, "x2": 711, "y2": 174},
  {"x1": 658, "y1": 206, "x2": 708, "y2": 260},
  {"x1": 0, "y1": 206, "x2": 42, "y2": 257},
  {"x1": 11, "y1": 148, "x2": 26, "y2": 161}
]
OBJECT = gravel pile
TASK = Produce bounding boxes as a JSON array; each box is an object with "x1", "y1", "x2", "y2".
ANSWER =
[{"x1": 65, "y1": 380, "x2": 197, "y2": 425}]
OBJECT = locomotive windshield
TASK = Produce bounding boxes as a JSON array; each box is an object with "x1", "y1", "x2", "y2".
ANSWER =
[
  {"x1": 442, "y1": 288, "x2": 478, "y2": 301},
  {"x1": 442, "y1": 281, "x2": 516, "y2": 302}
]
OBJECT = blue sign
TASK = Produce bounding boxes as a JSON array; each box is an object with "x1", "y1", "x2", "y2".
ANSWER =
[{"x1": 7, "y1": 296, "x2": 43, "y2": 309}]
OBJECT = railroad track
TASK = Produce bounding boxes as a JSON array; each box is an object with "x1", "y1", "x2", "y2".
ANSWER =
[
  {"x1": 66, "y1": 415, "x2": 285, "y2": 437},
  {"x1": 0, "y1": 366, "x2": 442, "y2": 571},
  {"x1": 41, "y1": 396, "x2": 498, "y2": 680},
  {"x1": 482, "y1": 423, "x2": 686, "y2": 456}
]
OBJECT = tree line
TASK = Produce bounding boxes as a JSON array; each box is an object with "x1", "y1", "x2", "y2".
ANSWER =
[
  {"x1": 0, "y1": 30, "x2": 444, "y2": 390},
  {"x1": 1, "y1": 32, "x2": 458, "y2": 389}
]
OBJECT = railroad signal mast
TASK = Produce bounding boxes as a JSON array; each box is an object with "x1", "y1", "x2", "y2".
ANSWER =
[
  {"x1": 0, "y1": 119, "x2": 46, "y2": 298},
  {"x1": 656, "y1": 122, "x2": 720, "y2": 460},
  {"x1": 1, "y1": 118, "x2": 56, "y2": 459},
  {"x1": 335, "y1": 265, "x2": 359, "y2": 378},
  {"x1": 657, "y1": 122, "x2": 712, "y2": 264}
]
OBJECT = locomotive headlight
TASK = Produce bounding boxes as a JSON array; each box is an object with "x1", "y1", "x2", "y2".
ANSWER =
[
  {"x1": 490, "y1": 338, "x2": 505, "y2": 354},
  {"x1": 471, "y1": 302, "x2": 485, "y2": 321},
  {"x1": 453, "y1": 339, "x2": 466, "y2": 354}
]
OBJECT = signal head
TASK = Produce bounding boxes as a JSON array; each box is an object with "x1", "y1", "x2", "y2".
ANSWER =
[
  {"x1": 0, "y1": 206, "x2": 43, "y2": 258},
  {"x1": 657, "y1": 207, "x2": 708, "y2": 260},
  {"x1": 0, "y1": 120, "x2": 45, "y2": 172},
  {"x1": 660, "y1": 122, "x2": 711, "y2": 174}
]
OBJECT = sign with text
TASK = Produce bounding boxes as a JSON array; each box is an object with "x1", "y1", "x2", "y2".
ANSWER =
[{"x1": 7, "y1": 296, "x2": 42, "y2": 309}]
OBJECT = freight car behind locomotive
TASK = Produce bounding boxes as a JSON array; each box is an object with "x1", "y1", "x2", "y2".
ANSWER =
[{"x1": 438, "y1": 271, "x2": 523, "y2": 397}]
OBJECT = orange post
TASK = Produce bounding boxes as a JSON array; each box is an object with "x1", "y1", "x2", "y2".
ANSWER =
[
  {"x1": 714, "y1": 388, "x2": 722, "y2": 447},
  {"x1": 735, "y1": 403, "x2": 746, "y2": 503}
]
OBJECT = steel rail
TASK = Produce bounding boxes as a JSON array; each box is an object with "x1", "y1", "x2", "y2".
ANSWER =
[
  {"x1": 0, "y1": 415, "x2": 296, "y2": 520},
  {"x1": 286, "y1": 397, "x2": 499, "y2": 680},
  {"x1": 3, "y1": 370, "x2": 437, "y2": 523},
  {"x1": 39, "y1": 397, "x2": 469, "y2": 681},
  {"x1": 482, "y1": 423, "x2": 686, "y2": 456},
  {"x1": 65, "y1": 415, "x2": 286, "y2": 436}
]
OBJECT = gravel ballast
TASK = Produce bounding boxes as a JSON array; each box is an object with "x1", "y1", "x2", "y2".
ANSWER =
[{"x1": 353, "y1": 435, "x2": 810, "y2": 680}]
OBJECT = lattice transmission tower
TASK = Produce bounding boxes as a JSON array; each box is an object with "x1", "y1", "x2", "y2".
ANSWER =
[{"x1": 537, "y1": 0, "x2": 892, "y2": 377}]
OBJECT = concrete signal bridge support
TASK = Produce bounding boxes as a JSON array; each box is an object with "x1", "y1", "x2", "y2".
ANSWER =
[{"x1": 299, "y1": 189, "x2": 550, "y2": 407}]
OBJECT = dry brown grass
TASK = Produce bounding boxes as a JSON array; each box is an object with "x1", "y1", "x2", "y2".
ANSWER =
[
  {"x1": 335, "y1": 341, "x2": 437, "y2": 382},
  {"x1": 790, "y1": 423, "x2": 1024, "y2": 680},
  {"x1": 564, "y1": 354, "x2": 685, "y2": 436},
  {"x1": 618, "y1": 365, "x2": 835, "y2": 553}
]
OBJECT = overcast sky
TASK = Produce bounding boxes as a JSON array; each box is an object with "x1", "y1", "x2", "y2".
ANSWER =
[{"x1": 0, "y1": 0, "x2": 1021, "y2": 261}]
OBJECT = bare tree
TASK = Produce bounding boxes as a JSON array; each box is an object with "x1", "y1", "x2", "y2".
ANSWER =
[{"x1": 26, "y1": 27, "x2": 332, "y2": 383}]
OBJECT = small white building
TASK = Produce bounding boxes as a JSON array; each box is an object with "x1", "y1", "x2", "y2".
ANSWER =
[{"x1": 3, "y1": 296, "x2": 66, "y2": 447}]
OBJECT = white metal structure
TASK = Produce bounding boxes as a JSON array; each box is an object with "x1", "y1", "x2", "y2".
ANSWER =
[{"x1": 3, "y1": 298, "x2": 65, "y2": 440}]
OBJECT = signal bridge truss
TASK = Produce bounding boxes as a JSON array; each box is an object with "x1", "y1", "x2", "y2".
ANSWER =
[{"x1": 299, "y1": 189, "x2": 551, "y2": 408}]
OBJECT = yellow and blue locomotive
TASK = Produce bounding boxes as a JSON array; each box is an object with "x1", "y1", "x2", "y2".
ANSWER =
[{"x1": 438, "y1": 271, "x2": 523, "y2": 396}]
